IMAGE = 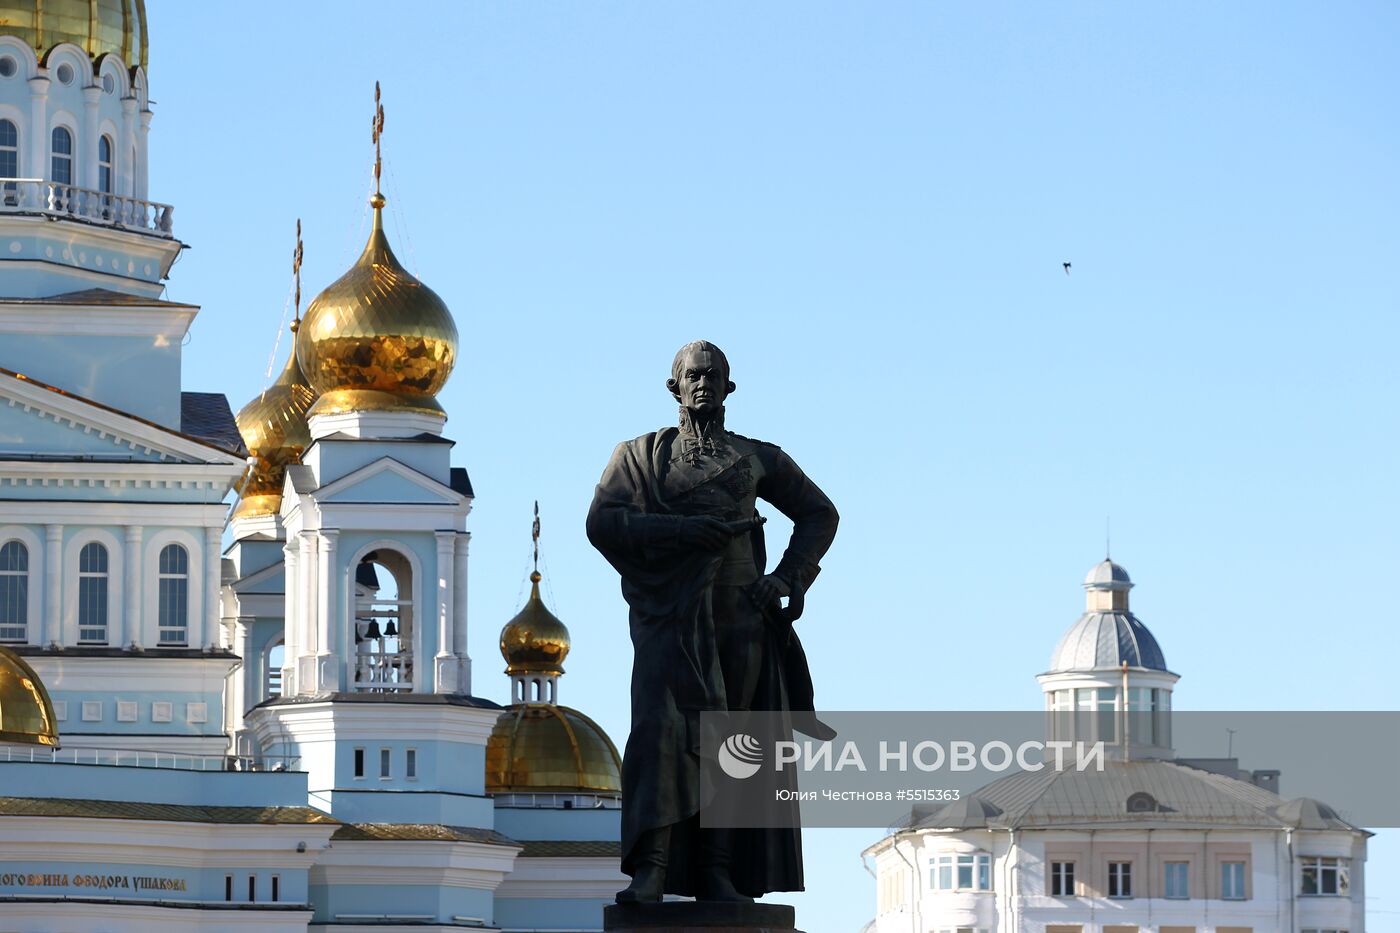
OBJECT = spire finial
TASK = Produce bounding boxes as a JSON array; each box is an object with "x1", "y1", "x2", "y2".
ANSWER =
[
  {"x1": 531, "y1": 499, "x2": 541, "y2": 575},
  {"x1": 291, "y1": 218, "x2": 304, "y2": 332},
  {"x1": 370, "y1": 81, "x2": 386, "y2": 208},
  {"x1": 1105, "y1": 516, "x2": 1111, "y2": 561}
]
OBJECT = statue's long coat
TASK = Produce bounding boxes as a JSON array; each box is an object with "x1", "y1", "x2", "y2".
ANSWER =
[{"x1": 586, "y1": 425, "x2": 838, "y2": 897}]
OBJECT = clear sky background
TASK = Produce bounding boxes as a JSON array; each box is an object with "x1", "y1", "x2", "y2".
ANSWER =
[{"x1": 150, "y1": 2, "x2": 1398, "y2": 928}]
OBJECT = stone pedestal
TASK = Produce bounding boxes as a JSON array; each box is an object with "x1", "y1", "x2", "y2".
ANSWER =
[{"x1": 604, "y1": 902, "x2": 802, "y2": 933}]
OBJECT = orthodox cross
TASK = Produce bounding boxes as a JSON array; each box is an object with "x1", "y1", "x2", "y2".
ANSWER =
[
  {"x1": 532, "y1": 500, "x2": 541, "y2": 573},
  {"x1": 291, "y1": 218, "x2": 304, "y2": 330},
  {"x1": 372, "y1": 81, "x2": 385, "y2": 199}
]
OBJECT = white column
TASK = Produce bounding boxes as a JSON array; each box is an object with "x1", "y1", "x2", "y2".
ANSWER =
[
  {"x1": 44, "y1": 525, "x2": 62, "y2": 647},
  {"x1": 26, "y1": 75, "x2": 48, "y2": 201},
  {"x1": 433, "y1": 532, "x2": 455, "y2": 694},
  {"x1": 452, "y1": 531, "x2": 471, "y2": 690},
  {"x1": 122, "y1": 526, "x2": 142, "y2": 649},
  {"x1": 315, "y1": 530, "x2": 339, "y2": 692},
  {"x1": 298, "y1": 532, "x2": 317, "y2": 692},
  {"x1": 119, "y1": 94, "x2": 137, "y2": 198},
  {"x1": 281, "y1": 541, "x2": 299, "y2": 695},
  {"x1": 81, "y1": 84, "x2": 100, "y2": 192},
  {"x1": 136, "y1": 109, "x2": 151, "y2": 201},
  {"x1": 203, "y1": 526, "x2": 221, "y2": 650}
]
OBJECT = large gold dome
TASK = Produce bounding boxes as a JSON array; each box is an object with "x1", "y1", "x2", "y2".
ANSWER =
[
  {"x1": 500, "y1": 571, "x2": 570, "y2": 675},
  {"x1": 486, "y1": 704, "x2": 621, "y2": 795},
  {"x1": 0, "y1": 646, "x2": 58, "y2": 748},
  {"x1": 297, "y1": 200, "x2": 457, "y2": 419},
  {"x1": 232, "y1": 334, "x2": 316, "y2": 520},
  {"x1": 0, "y1": 0, "x2": 148, "y2": 70}
]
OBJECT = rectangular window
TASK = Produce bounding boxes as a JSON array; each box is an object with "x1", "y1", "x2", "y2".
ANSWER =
[
  {"x1": 1221, "y1": 860, "x2": 1247, "y2": 899},
  {"x1": 353, "y1": 747, "x2": 365, "y2": 779},
  {"x1": 931, "y1": 853, "x2": 990, "y2": 891},
  {"x1": 406, "y1": 748, "x2": 417, "y2": 779},
  {"x1": 271, "y1": 875, "x2": 280, "y2": 903},
  {"x1": 1050, "y1": 860, "x2": 1075, "y2": 895},
  {"x1": 380, "y1": 747, "x2": 391, "y2": 779},
  {"x1": 1301, "y1": 856, "x2": 1349, "y2": 895},
  {"x1": 1097, "y1": 688, "x2": 1118, "y2": 743},
  {"x1": 247, "y1": 874, "x2": 256, "y2": 902},
  {"x1": 1108, "y1": 860, "x2": 1133, "y2": 898},
  {"x1": 1164, "y1": 861, "x2": 1189, "y2": 898},
  {"x1": 0, "y1": 540, "x2": 29, "y2": 643},
  {"x1": 224, "y1": 874, "x2": 233, "y2": 902}
]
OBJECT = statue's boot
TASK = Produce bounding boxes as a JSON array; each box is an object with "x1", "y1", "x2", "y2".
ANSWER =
[
  {"x1": 615, "y1": 827, "x2": 669, "y2": 904},
  {"x1": 697, "y1": 829, "x2": 754, "y2": 902}
]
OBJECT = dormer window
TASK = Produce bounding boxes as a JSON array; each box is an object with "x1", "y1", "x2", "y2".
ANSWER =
[{"x1": 1126, "y1": 791, "x2": 1159, "y2": 813}]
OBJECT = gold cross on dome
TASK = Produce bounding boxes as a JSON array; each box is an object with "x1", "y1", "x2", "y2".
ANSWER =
[
  {"x1": 372, "y1": 81, "x2": 385, "y2": 198},
  {"x1": 291, "y1": 218, "x2": 304, "y2": 328},
  {"x1": 532, "y1": 500, "x2": 541, "y2": 572}
]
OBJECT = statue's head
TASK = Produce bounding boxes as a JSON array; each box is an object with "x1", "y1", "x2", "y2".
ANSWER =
[{"x1": 667, "y1": 340, "x2": 735, "y2": 416}]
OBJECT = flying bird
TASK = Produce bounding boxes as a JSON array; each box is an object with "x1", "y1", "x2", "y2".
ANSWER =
[{"x1": 1063, "y1": 262, "x2": 1072, "y2": 275}]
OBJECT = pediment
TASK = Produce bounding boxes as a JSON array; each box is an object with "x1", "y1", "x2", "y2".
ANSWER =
[
  {"x1": 315, "y1": 457, "x2": 462, "y2": 506},
  {"x1": 0, "y1": 369, "x2": 244, "y2": 465},
  {"x1": 232, "y1": 560, "x2": 286, "y2": 595}
]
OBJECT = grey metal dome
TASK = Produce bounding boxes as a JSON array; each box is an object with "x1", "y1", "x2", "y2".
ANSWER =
[
  {"x1": 1050, "y1": 609, "x2": 1167, "y2": 672},
  {"x1": 1085, "y1": 559, "x2": 1133, "y2": 589}
]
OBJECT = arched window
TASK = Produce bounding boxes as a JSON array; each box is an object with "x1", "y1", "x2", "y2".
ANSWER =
[
  {"x1": 77, "y1": 542, "x2": 109, "y2": 644},
  {"x1": 157, "y1": 544, "x2": 189, "y2": 646},
  {"x1": 0, "y1": 540, "x2": 28, "y2": 643},
  {"x1": 267, "y1": 640, "x2": 284, "y2": 698},
  {"x1": 98, "y1": 134, "x2": 113, "y2": 192},
  {"x1": 0, "y1": 120, "x2": 18, "y2": 207},
  {"x1": 51, "y1": 126, "x2": 73, "y2": 186}
]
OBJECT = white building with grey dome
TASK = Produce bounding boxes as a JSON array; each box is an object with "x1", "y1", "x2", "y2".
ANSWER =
[{"x1": 864, "y1": 560, "x2": 1368, "y2": 933}]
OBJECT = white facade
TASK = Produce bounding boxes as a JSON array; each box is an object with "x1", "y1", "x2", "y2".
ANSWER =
[
  {"x1": 864, "y1": 562, "x2": 1369, "y2": 933},
  {"x1": 0, "y1": 7, "x2": 623, "y2": 931}
]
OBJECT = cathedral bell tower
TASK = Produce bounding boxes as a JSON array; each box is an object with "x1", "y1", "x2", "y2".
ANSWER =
[{"x1": 244, "y1": 88, "x2": 489, "y2": 828}]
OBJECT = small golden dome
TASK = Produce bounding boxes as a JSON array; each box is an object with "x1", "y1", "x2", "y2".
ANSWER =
[
  {"x1": 0, "y1": 0, "x2": 148, "y2": 71},
  {"x1": 0, "y1": 646, "x2": 59, "y2": 748},
  {"x1": 486, "y1": 704, "x2": 621, "y2": 795},
  {"x1": 500, "y1": 572, "x2": 570, "y2": 675},
  {"x1": 297, "y1": 201, "x2": 457, "y2": 419},
  {"x1": 232, "y1": 337, "x2": 316, "y2": 520}
]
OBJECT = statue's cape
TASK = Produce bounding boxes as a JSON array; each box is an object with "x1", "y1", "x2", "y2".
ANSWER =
[{"x1": 586, "y1": 428, "x2": 825, "y2": 896}]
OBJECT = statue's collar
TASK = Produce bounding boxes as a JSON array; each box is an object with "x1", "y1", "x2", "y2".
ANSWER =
[{"x1": 676, "y1": 406, "x2": 729, "y2": 464}]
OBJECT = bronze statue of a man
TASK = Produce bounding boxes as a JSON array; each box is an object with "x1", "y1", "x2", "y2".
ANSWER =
[{"x1": 587, "y1": 341, "x2": 839, "y2": 903}]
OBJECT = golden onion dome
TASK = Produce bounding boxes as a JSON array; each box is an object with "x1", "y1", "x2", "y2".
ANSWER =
[
  {"x1": 500, "y1": 571, "x2": 570, "y2": 675},
  {"x1": 231, "y1": 332, "x2": 316, "y2": 521},
  {"x1": 0, "y1": 646, "x2": 59, "y2": 748},
  {"x1": 0, "y1": 0, "x2": 147, "y2": 71},
  {"x1": 297, "y1": 197, "x2": 457, "y2": 419},
  {"x1": 486, "y1": 704, "x2": 621, "y2": 795}
]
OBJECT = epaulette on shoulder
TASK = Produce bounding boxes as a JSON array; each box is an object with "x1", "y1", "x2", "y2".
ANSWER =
[{"x1": 729, "y1": 432, "x2": 781, "y2": 452}]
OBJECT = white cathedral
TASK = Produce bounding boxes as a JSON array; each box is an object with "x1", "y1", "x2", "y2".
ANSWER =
[
  {"x1": 863, "y1": 561, "x2": 1369, "y2": 933},
  {"x1": 0, "y1": 3, "x2": 625, "y2": 930}
]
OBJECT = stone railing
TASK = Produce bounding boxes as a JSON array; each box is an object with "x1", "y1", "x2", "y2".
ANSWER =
[
  {"x1": 0, "y1": 177, "x2": 174, "y2": 237},
  {"x1": 0, "y1": 744, "x2": 297, "y2": 772}
]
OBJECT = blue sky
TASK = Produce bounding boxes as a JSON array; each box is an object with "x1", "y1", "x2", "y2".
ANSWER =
[{"x1": 151, "y1": 2, "x2": 1398, "y2": 927}]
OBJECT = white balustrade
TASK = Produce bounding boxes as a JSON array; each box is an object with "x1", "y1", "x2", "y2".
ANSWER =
[{"x1": 0, "y1": 177, "x2": 174, "y2": 236}]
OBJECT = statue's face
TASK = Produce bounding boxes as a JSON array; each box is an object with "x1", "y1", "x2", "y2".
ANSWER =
[{"x1": 675, "y1": 349, "x2": 727, "y2": 416}]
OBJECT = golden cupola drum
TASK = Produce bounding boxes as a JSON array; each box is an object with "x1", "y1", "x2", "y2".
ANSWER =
[
  {"x1": 296, "y1": 196, "x2": 458, "y2": 419},
  {"x1": 232, "y1": 331, "x2": 316, "y2": 520}
]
